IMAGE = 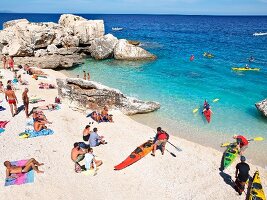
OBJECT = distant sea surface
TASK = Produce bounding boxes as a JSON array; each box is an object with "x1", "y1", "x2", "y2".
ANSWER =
[{"x1": 1, "y1": 13, "x2": 267, "y2": 167}]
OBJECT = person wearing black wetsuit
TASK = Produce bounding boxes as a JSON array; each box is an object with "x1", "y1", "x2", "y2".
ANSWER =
[{"x1": 234, "y1": 156, "x2": 250, "y2": 195}]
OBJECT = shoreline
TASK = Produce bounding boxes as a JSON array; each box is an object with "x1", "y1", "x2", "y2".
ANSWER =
[
  {"x1": 60, "y1": 68, "x2": 267, "y2": 169},
  {"x1": 0, "y1": 67, "x2": 267, "y2": 199}
]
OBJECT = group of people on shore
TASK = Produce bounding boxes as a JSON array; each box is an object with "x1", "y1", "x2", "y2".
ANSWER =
[
  {"x1": 90, "y1": 106, "x2": 114, "y2": 123},
  {"x1": 1, "y1": 56, "x2": 14, "y2": 71}
]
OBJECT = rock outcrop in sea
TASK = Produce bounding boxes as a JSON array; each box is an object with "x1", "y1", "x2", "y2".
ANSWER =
[
  {"x1": 255, "y1": 99, "x2": 267, "y2": 117},
  {"x1": 0, "y1": 14, "x2": 157, "y2": 69},
  {"x1": 57, "y1": 78, "x2": 160, "y2": 115}
]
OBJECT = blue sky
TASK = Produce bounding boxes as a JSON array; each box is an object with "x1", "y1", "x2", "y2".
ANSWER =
[{"x1": 1, "y1": 0, "x2": 267, "y2": 15}]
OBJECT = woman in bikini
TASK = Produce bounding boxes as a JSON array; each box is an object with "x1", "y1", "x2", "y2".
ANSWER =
[
  {"x1": 101, "y1": 106, "x2": 113, "y2": 122},
  {"x1": 5, "y1": 85, "x2": 18, "y2": 117},
  {"x1": 38, "y1": 104, "x2": 57, "y2": 111}
]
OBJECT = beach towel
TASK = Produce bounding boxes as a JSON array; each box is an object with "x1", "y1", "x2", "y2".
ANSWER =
[
  {"x1": 0, "y1": 121, "x2": 9, "y2": 128},
  {"x1": 0, "y1": 128, "x2": 5, "y2": 134},
  {"x1": 29, "y1": 98, "x2": 45, "y2": 104},
  {"x1": 0, "y1": 106, "x2": 6, "y2": 111},
  {"x1": 4, "y1": 159, "x2": 34, "y2": 186},
  {"x1": 20, "y1": 128, "x2": 54, "y2": 138}
]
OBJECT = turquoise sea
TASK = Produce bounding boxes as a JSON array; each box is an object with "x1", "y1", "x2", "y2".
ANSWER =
[{"x1": 1, "y1": 14, "x2": 267, "y2": 167}]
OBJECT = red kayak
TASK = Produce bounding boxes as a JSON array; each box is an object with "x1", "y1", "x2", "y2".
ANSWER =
[
  {"x1": 203, "y1": 101, "x2": 211, "y2": 123},
  {"x1": 114, "y1": 140, "x2": 154, "y2": 170},
  {"x1": 203, "y1": 109, "x2": 211, "y2": 123}
]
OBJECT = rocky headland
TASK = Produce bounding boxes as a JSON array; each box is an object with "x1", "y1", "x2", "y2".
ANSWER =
[
  {"x1": 255, "y1": 99, "x2": 267, "y2": 117},
  {"x1": 0, "y1": 14, "x2": 157, "y2": 69}
]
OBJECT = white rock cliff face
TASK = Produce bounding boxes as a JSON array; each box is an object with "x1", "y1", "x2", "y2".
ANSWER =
[
  {"x1": 0, "y1": 14, "x2": 157, "y2": 68},
  {"x1": 58, "y1": 14, "x2": 105, "y2": 45},
  {"x1": 114, "y1": 39, "x2": 157, "y2": 60},
  {"x1": 255, "y1": 99, "x2": 267, "y2": 117},
  {"x1": 89, "y1": 34, "x2": 119, "y2": 60}
]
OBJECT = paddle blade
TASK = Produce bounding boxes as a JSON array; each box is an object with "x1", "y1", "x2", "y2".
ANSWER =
[
  {"x1": 251, "y1": 137, "x2": 264, "y2": 141},
  {"x1": 213, "y1": 98, "x2": 219, "y2": 102},
  {"x1": 193, "y1": 108, "x2": 199, "y2": 113},
  {"x1": 221, "y1": 142, "x2": 231, "y2": 147}
]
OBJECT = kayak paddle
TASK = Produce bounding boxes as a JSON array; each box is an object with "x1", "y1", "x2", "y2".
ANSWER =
[
  {"x1": 221, "y1": 137, "x2": 264, "y2": 147},
  {"x1": 213, "y1": 98, "x2": 220, "y2": 102},
  {"x1": 193, "y1": 98, "x2": 219, "y2": 113},
  {"x1": 193, "y1": 107, "x2": 199, "y2": 113},
  {"x1": 167, "y1": 141, "x2": 182, "y2": 152}
]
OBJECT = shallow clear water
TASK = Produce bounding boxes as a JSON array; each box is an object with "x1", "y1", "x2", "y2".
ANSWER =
[{"x1": 1, "y1": 14, "x2": 267, "y2": 167}]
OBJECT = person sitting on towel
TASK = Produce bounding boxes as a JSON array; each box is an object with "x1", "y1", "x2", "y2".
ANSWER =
[
  {"x1": 101, "y1": 105, "x2": 114, "y2": 122},
  {"x1": 34, "y1": 120, "x2": 47, "y2": 132},
  {"x1": 91, "y1": 111, "x2": 102, "y2": 123},
  {"x1": 4, "y1": 158, "x2": 44, "y2": 178},
  {"x1": 89, "y1": 128, "x2": 107, "y2": 147}
]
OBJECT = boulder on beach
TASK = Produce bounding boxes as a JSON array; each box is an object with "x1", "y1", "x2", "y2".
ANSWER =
[
  {"x1": 255, "y1": 98, "x2": 267, "y2": 117},
  {"x1": 114, "y1": 39, "x2": 156, "y2": 61},
  {"x1": 58, "y1": 14, "x2": 105, "y2": 45},
  {"x1": 89, "y1": 34, "x2": 119, "y2": 60},
  {"x1": 56, "y1": 78, "x2": 160, "y2": 115}
]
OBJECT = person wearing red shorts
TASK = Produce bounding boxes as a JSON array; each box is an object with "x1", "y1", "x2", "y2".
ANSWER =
[
  {"x1": 5, "y1": 85, "x2": 18, "y2": 117},
  {"x1": 8, "y1": 56, "x2": 14, "y2": 71}
]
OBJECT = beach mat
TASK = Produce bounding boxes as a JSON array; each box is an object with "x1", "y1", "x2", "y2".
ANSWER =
[
  {"x1": 20, "y1": 129, "x2": 54, "y2": 138},
  {"x1": 4, "y1": 159, "x2": 34, "y2": 186},
  {"x1": 0, "y1": 128, "x2": 5, "y2": 134},
  {"x1": 0, "y1": 121, "x2": 9, "y2": 129}
]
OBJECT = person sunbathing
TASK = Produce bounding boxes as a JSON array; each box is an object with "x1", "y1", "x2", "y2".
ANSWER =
[
  {"x1": 34, "y1": 120, "x2": 47, "y2": 132},
  {"x1": 18, "y1": 75, "x2": 28, "y2": 85},
  {"x1": 101, "y1": 106, "x2": 113, "y2": 122},
  {"x1": 91, "y1": 111, "x2": 102, "y2": 122},
  {"x1": 4, "y1": 158, "x2": 44, "y2": 178},
  {"x1": 39, "y1": 82, "x2": 55, "y2": 89},
  {"x1": 38, "y1": 104, "x2": 57, "y2": 111}
]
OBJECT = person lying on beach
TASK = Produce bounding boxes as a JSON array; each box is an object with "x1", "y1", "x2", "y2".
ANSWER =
[
  {"x1": 83, "y1": 125, "x2": 91, "y2": 142},
  {"x1": 33, "y1": 120, "x2": 47, "y2": 132},
  {"x1": 71, "y1": 142, "x2": 87, "y2": 172},
  {"x1": 89, "y1": 128, "x2": 107, "y2": 147},
  {"x1": 151, "y1": 127, "x2": 169, "y2": 157},
  {"x1": 18, "y1": 75, "x2": 28, "y2": 85},
  {"x1": 5, "y1": 85, "x2": 18, "y2": 117},
  {"x1": 101, "y1": 106, "x2": 114, "y2": 122},
  {"x1": 91, "y1": 111, "x2": 102, "y2": 122},
  {"x1": 39, "y1": 82, "x2": 55, "y2": 89},
  {"x1": 85, "y1": 148, "x2": 102, "y2": 172},
  {"x1": 4, "y1": 158, "x2": 44, "y2": 178},
  {"x1": 38, "y1": 104, "x2": 58, "y2": 111},
  {"x1": 25, "y1": 66, "x2": 46, "y2": 76}
]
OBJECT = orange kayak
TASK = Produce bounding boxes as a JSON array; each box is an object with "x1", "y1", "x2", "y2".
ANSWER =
[{"x1": 114, "y1": 140, "x2": 154, "y2": 170}]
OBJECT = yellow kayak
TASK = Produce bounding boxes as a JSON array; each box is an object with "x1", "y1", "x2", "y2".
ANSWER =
[
  {"x1": 203, "y1": 52, "x2": 214, "y2": 58},
  {"x1": 232, "y1": 67, "x2": 260, "y2": 71},
  {"x1": 249, "y1": 171, "x2": 266, "y2": 200}
]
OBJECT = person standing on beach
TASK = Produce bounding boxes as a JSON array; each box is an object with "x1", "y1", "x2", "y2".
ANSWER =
[
  {"x1": 233, "y1": 135, "x2": 248, "y2": 155},
  {"x1": 22, "y1": 88, "x2": 29, "y2": 118},
  {"x1": 8, "y1": 56, "x2": 14, "y2": 71},
  {"x1": 83, "y1": 70, "x2": 86, "y2": 80},
  {"x1": 1, "y1": 56, "x2": 7, "y2": 69},
  {"x1": 151, "y1": 127, "x2": 169, "y2": 157},
  {"x1": 5, "y1": 85, "x2": 18, "y2": 117},
  {"x1": 234, "y1": 156, "x2": 250, "y2": 195},
  {"x1": 87, "y1": 72, "x2": 90, "y2": 80}
]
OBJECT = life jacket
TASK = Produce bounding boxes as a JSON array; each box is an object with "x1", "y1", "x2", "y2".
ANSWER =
[
  {"x1": 237, "y1": 136, "x2": 248, "y2": 147},
  {"x1": 157, "y1": 131, "x2": 168, "y2": 140}
]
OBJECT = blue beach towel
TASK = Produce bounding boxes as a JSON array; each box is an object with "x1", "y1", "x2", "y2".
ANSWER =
[
  {"x1": 0, "y1": 106, "x2": 6, "y2": 111},
  {"x1": 23, "y1": 129, "x2": 54, "y2": 138},
  {"x1": 0, "y1": 128, "x2": 5, "y2": 134}
]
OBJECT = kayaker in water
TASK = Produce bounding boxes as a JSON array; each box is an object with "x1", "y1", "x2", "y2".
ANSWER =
[
  {"x1": 249, "y1": 56, "x2": 255, "y2": 63},
  {"x1": 190, "y1": 54, "x2": 194, "y2": 61},
  {"x1": 202, "y1": 100, "x2": 213, "y2": 113},
  {"x1": 234, "y1": 156, "x2": 250, "y2": 195},
  {"x1": 233, "y1": 135, "x2": 248, "y2": 155},
  {"x1": 151, "y1": 127, "x2": 169, "y2": 157},
  {"x1": 245, "y1": 64, "x2": 249, "y2": 69}
]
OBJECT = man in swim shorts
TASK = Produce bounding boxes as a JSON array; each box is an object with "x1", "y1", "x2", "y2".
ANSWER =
[
  {"x1": 22, "y1": 88, "x2": 29, "y2": 118},
  {"x1": 234, "y1": 156, "x2": 250, "y2": 195},
  {"x1": 151, "y1": 127, "x2": 169, "y2": 157},
  {"x1": 71, "y1": 142, "x2": 87, "y2": 172},
  {"x1": 4, "y1": 158, "x2": 44, "y2": 179},
  {"x1": 5, "y1": 85, "x2": 18, "y2": 117}
]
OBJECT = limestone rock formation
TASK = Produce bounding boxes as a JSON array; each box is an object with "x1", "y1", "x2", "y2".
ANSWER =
[
  {"x1": 89, "y1": 34, "x2": 118, "y2": 60},
  {"x1": 59, "y1": 14, "x2": 104, "y2": 45},
  {"x1": 14, "y1": 54, "x2": 84, "y2": 69},
  {"x1": 56, "y1": 78, "x2": 160, "y2": 115},
  {"x1": 3, "y1": 19, "x2": 29, "y2": 29},
  {"x1": 255, "y1": 99, "x2": 267, "y2": 117},
  {"x1": 114, "y1": 39, "x2": 156, "y2": 60}
]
